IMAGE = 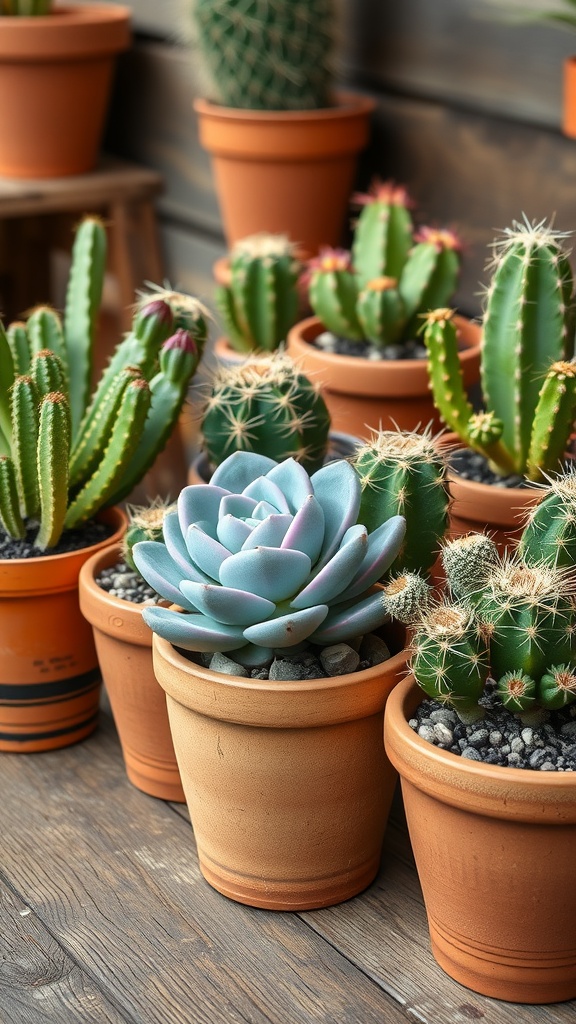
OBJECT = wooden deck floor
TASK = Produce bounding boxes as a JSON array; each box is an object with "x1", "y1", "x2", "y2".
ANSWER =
[{"x1": 2, "y1": 699, "x2": 575, "y2": 1024}]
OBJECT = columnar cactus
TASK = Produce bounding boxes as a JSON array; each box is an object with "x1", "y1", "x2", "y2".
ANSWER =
[
  {"x1": 423, "y1": 218, "x2": 576, "y2": 480},
  {"x1": 217, "y1": 234, "x2": 301, "y2": 353},
  {"x1": 307, "y1": 181, "x2": 462, "y2": 351},
  {"x1": 353, "y1": 427, "x2": 450, "y2": 576},
  {"x1": 132, "y1": 451, "x2": 406, "y2": 660},
  {"x1": 192, "y1": 0, "x2": 334, "y2": 110},
  {"x1": 200, "y1": 351, "x2": 331, "y2": 474},
  {"x1": 0, "y1": 219, "x2": 207, "y2": 551}
]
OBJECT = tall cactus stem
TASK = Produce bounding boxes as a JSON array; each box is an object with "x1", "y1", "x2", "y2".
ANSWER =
[
  {"x1": 64, "y1": 216, "x2": 107, "y2": 439},
  {"x1": 10, "y1": 375, "x2": 40, "y2": 518},
  {"x1": 526, "y1": 360, "x2": 576, "y2": 481},
  {"x1": 0, "y1": 456, "x2": 25, "y2": 539},
  {"x1": 35, "y1": 393, "x2": 71, "y2": 551},
  {"x1": 352, "y1": 182, "x2": 414, "y2": 286}
]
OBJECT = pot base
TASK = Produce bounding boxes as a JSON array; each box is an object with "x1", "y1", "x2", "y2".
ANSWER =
[{"x1": 124, "y1": 753, "x2": 185, "y2": 804}]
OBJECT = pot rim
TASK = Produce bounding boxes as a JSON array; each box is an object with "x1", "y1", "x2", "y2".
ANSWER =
[
  {"x1": 79, "y1": 542, "x2": 160, "y2": 646},
  {"x1": 0, "y1": 4, "x2": 131, "y2": 60},
  {"x1": 194, "y1": 90, "x2": 376, "y2": 124},
  {"x1": 384, "y1": 674, "x2": 576, "y2": 823}
]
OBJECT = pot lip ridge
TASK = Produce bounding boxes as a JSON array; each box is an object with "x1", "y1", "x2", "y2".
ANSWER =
[
  {"x1": 0, "y1": 4, "x2": 131, "y2": 59},
  {"x1": 193, "y1": 90, "x2": 376, "y2": 124},
  {"x1": 0, "y1": 505, "x2": 126, "y2": 568},
  {"x1": 384, "y1": 674, "x2": 576, "y2": 821}
]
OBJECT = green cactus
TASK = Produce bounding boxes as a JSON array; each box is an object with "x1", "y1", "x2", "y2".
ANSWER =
[
  {"x1": 307, "y1": 183, "x2": 462, "y2": 351},
  {"x1": 122, "y1": 499, "x2": 175, "y2": 573},
  {"x1": 0, "y1": 219, "x2": 207, "y2": 551},
  {"x1": 216, "y1": 234, "x2": 301, "y2": 354},
  {"x1": 519, "y1": 466, "x2": 576, "y2": 568},
  {"x1": 201, "y1": 351, "x2": 331, "y2": 474},
  {"x1": 423, "y1": 218, "x2": 576, "y2": 480},
  {"x1": 380, "y1": 571, "x2": 433, "y2": 624},
  {"x1": 0, "y1": 1, "x2": 52, "y2": 13},
  {"x1": 354, "y1": 426, "x2": 450, "y2": 576},
  {"x1": 63, "y1": 217, "x2": 106, "y2": 438},
  {"x1": 441, "y1": 532, "x2": 501, "y2": 602},
  {"x1": 192, "y1": 0, "x2": 334, "y2": 110}
]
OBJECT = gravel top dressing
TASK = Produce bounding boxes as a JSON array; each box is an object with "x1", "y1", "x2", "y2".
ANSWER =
[
  {"x1": 449, "y1": 447, "x2": 531, "y2": 489},
  {"x1": 96, "y1": 561, "x2": 162, "y2": 604},
  {"x1": 0, "y1": 519, "x2": 113, "y2": 560},
  {"x1": 410, "y1": 680, "x2": 576, "y2": 771},
  {"x1": 313, "y1": 330, "x2": 428, "y2": 361}
]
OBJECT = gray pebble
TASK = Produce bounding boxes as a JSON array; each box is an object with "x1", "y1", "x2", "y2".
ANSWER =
[
  {"x1": 359, "y1": 633, "x2": 390, "y2": 666},
  {"x1": 468, "y1": 728, "x2": 489, "y2": 748},
  {"x1": 489, "y1": 730, "x2": 503, "y2": 747},
  {"x1": 510, "y1": 737, "x2": 525, "y2": 754},
  {"x1": 433, "y1": 722, "x2": 453, "y2": 746},
  {"x1": 418, "y1": 725, "x2": 436, "y2": 743},
  {"x1": 461, "y1": 747, "x2": 483, "y2": 761},
  {"x1": 521, "y1": 728, "x2": 534, "y2": 747},
  {"x1": 319, "y1": 644, "x2": 360, "y2": 677},
  {"x1": 209, "y1": 652, "x2": 249, "y2": 677},
  {"x1": 430, "y1": 708, "x2": 457, "y2": 727},
  {"x1": 269, "y1": 659, "x2": 304, "y2": 681}
]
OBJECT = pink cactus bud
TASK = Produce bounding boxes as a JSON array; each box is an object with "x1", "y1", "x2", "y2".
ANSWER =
[
  {"x1": 351, "y1": 179, "x2": 413, "y2": 209},
  {"x1": 162, "y1": 328, "x2": 197, "y2": 355},
  {"x1": 414, "y1": 226, "x2": 463, "y2": 252}
]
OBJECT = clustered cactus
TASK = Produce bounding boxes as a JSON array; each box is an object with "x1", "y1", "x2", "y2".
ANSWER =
[
  {"x1": 133, "y1": 450, "x2": 406, "y2": 660},
  {"x1": 200, "y1": 351, "x2": 331, "y2": 474},
  {"x1": 0, "y1": 218, "x2": 207, "y2": 551},
  {"x1": 307, "y1": 181, "x2": 462, "y2": 350},
  {"x1": 192, "y1": 0, "x2": 334, "y2": 111},
  {"x1": 383, "y1": 474, "x2": 576, "y2": 723},
  {"x1": 422, "y1": 217, "x2": 576, "y2": 480},
  {"x1": 217, "y1": 234, "x2": 301, "y2": 354},
  {"x1": 0, "y1": 1, "x2": 51, "y2": 13},
  {"x1": 353, "y1": 426, "x2": 450, "y2": 576}
]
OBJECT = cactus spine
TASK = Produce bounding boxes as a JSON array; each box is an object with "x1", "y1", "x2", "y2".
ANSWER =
[
  {"x1": 519, "y1": 467, "x2": 576, "y2": 568},
  {"x1": 354, "y1": 427, "x2": 450, "y2": 575},
  {"x1": 201, "y1": 351, "x2": 331, "y2": 473},
  {"x1": 192, "y1": 0, "x2": 334, "y2": 111},
  {"x1": 217, "y1": 234, "x2": 301, "y2": 353},
  {"x1": 410, "y1": 604, "x2": 490, "y2": 724},
  {"x1": 423, "y1": 218, "x2": 576, "y2": 479}
]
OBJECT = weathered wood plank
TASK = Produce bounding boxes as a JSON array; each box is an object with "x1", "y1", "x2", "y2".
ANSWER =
[
  {"x1": 0, "y1": 711, "x2": 408, "y2": 1024},
  {"x1": 0, "y1": 880, "x2": 129, "y2": 1024}
]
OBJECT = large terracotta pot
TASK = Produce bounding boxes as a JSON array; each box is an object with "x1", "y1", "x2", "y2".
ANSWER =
[
  {"x1": 564, "y1": 56, "x2": 576, "y2": 138},
  {"x1": 0, "y1": 4, "x2": 131, "y2": 178},
  {"x1": 194, "y1": 91, "x2": 375, "y2": 258},
  {"x1": 0, "y1": 507, "x2": 126, "y2": 753},
  {"x1": 152, "y1": 623, "x2": 407, "y2": 911},
  {"x1": 287, "y1": 315, "x2": 482, "y2": 441},
  {"x1": 79, "y1": 544, "x2": 185, "y2": 803},
  {"x1": 385, "y1": 675, "x2": 576, "y2": 1004}
]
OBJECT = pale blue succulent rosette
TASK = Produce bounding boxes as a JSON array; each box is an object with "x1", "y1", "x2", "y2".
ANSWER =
[{"x1": 133, "y1": 451, "x2": 406, "y2": 664}]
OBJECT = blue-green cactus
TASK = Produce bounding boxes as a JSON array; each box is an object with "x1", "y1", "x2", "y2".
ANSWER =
[{"x1": 133, "y1": 451, "x2": 406, "y2": 661}]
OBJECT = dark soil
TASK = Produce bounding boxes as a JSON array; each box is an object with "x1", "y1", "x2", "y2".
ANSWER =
[{"x1": 0, "y1": 519, "x2": 113, "y2": 560}]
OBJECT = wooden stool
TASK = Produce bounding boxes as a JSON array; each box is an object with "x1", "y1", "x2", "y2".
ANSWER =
[{"x1": 0, "y1": 154, "x2": 164, "y2": 329}]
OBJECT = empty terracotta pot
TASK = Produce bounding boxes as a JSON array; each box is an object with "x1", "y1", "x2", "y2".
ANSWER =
[
  {"x1": 194, "y1": 91, "x2": 375, "y2": 257},
  {"x1": 385, "y1": 675, "x2": 576, "y2": 1004},
  {"x1": 152, "y1": 624, "x2": 407, "y2": 911},
  {"x1": 79, "y1": 544, "x2": 185, "y2": 803},
  {"x1": 287, "y1": 315, "x2": 481, "y2": 441},
  {"x1": 0, "y1": 507, "x2": 126, "y2": 753}
]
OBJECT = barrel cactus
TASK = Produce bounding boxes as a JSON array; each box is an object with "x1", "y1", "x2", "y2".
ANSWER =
[
  {"x1": 0, "y1": 218, "x2": 207, "y2": 551},
  {"x1": 200, "y1": 351, "x2": 331, "y2": 474},
  {"x1": 217, "y1": 234, "x2": 301, "y2": 353},
  {"x1": 192, "y1": 0, "x2": 334, "y2": 110},
  {"x1": 307, "y1": 181, "x2": 462, "y2": 351},
  {"x1": 519, "y1": 466, "x2": 576, "y2": 568},
  {"x1": 353, "y1": 426, "x2": 450, "y2": 576},
  {"x1": 422, "y1": 217, "x2": 576, "y2": 480},
  {"x1": 132, "y1": 450, "x2": 406, "y2": 662}
]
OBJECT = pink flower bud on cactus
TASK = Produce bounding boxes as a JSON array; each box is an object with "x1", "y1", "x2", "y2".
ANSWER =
[
  {"x1": 351, "y1": 179, "x2": 413, "y2": 209},
  {"x1": 414, "y1": 226, "x2": 463, "y2": 252}
]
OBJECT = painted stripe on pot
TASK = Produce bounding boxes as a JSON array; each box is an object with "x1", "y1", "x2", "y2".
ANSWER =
[
  {"x1": 0, "y1": 669, "x2": 100, "y2": 704},
  {"x1": 0, "y1": 713, "x2": 99, "y2": 745}
]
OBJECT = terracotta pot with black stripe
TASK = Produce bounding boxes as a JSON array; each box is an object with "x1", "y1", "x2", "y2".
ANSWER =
[{"x1": 0, "y1": 507, "x2": 126, "y2": 753}]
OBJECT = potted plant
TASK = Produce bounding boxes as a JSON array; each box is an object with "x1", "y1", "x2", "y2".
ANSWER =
[
  {"x1": 422, "y1": 215, "x2": 576, "y2": 547},
  {"x1": 190, "y1": 0, "x2": 374, "y2": 256},
  {"x1": 79, "y1": 501, "x2": 185, "y2": 802},
  {"x1": 0, "y1": 215, "x2": 208, "y2": 752},
  {"x1": 287, "y1": 181, "x2": 482, "y2": 439},
  {"x1": 0, "y1": 1, "x2": 131, "y2": 178},
  {"x1": 383, "y1": 482, "x2": 576, "y2": 1003},
  {"x1": 212, "y1": 233, "x2": 302, "y2": 365},
  {"x1": 131, "y1": 449, "x2": 408, "y2": 910}
]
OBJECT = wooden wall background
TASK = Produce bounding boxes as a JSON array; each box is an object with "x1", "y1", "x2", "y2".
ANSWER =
[{"x1": 92, "y1": 0, "x2": 576, "y2": 322}]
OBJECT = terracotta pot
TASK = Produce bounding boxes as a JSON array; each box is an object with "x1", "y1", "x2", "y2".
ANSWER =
[
  {"x1": 194, "y1": 91, "x2": 375, "y2": 258},
  {"x1": 79, "y1": 544, "x2": 185, "y2": 802},
  {"x1": 447, "y1": 467, "x2": 540, "y2": 551},
  {"x1": 287, "y1": 315, "x2": 482, "y2": 441},
  {"x1": 563, "y1": 57, "x2": 576, "y2": 139},
  {"x1": 0, "y1": 507, "x2": 126, "y2": 753},
  {"x1": 187, "y1": 430, "x2": 362, "y2": 487},
  {"x1": 0, "y1": 4, "x2": 131, "y2": 178},
  {"x1": 152, "y1": 623, "x2": 407, "y2": 911},
  {"x1": 385, "y1": 675, "x2": 576, "y2": 1004}
]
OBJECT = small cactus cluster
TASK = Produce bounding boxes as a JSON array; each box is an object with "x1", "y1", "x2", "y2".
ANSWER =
[
  {"x1": 132, "y1": 450, "x2": 406, "y2": 659},
  {"x1": 422, "y1": 217, "x2": 576, "y2": 480},
  {"x1": 306, "y1": 181, "x2": 462, "y2": 350},
  {"x1": 216, "y1": 234, "x2": 301, "y2": 354},
  {"x1": 0, "y1": 218, "x2": 207, "y2": 551},
  {"x1": 122, "y1": 499, "x2": 175, "y2": 574},
  {"x1": 200, "y1": 351, "x2": 331, "y2": 474},
  {"x1": 383, "y1": 471, "x2": 576, "y2": 722},
  {"x1": 0, "y1": 1, "x2": 51, "y2": 13},
  {"x1": 353, "y1": 426, "x2": 450, "y2": 576},
  {"x1": 192, "y1": 0, "x2": 334, "y2": 110}
]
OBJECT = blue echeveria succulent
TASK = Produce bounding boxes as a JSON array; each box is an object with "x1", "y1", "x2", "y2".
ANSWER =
[{"x1": 133, "y1": 451, "x2": 406, "y2": 663}]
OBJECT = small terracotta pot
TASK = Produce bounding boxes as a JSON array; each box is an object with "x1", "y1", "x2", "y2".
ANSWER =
[
  {"x1": 152, "y1": 623, "x2": 407, "y2": 911},
  {"x1": 564, "y1": 57, "x2": 576, "y2": 139},
  {"x1": 286, "y1": 315, "x2": 481, "y2": 441},
  {"x1": 447, "y1": 468, "x2": 540, "y2": 551},
  {"x1": 79, "y1": 545, "x2": 185, "y2": 802},
  {"x1": 0, "y1": 4, "x2": 131, "y2": 178},
  {"x1": 187, "y1": 431, "x2": 362, "y2": 486},
  {"x1": 0, "y1": 507, "x2": 126, "y2": 753},
  {"x1": 194, "y1": 92, "x2": 375, "y2": 258},
  {"x1": 385, "y1": 674, "x2": 576, "y2": 1004}
]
